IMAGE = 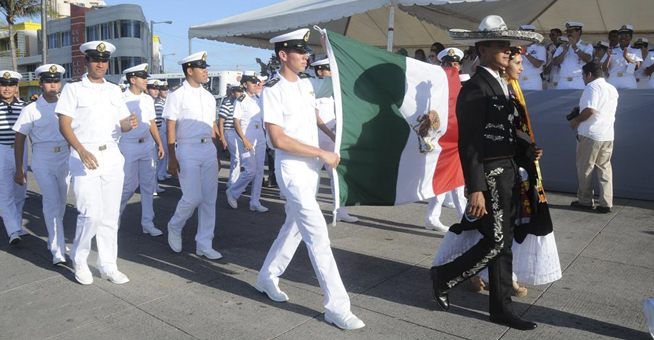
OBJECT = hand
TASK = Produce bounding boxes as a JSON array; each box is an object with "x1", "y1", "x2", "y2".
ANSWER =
[
  {"x1": 467, "y1": 191, "x2": 488, "y2": 219},
  {"x1": 320, "y1": 150, "x2": 340, "y2": 170},
  {"x1": 78, "y1": 148, "x2": 99, "y2": 170},
  {"x1": 129, "y1": 112, "x2": 139, "y2": 129},
  {"x1": 13, "y1": 166, "x2": 26, "y2": 185},
  {"x1": 243, "y1": 138, "x2": 253, "y2": 151},
  {"x1": 220, "y1": 137, "x2": 228, "y2": 150},
  {"x1": 527, "y1": 144, "x2": 543, "y2": 161},
  {"x1": 607, "y1": 48, "x2": 613, "y2": 57},
  {"x1": 570, "y1": 119, "x2": 580, "y2": 130},
  {"x1": 157, "y1": 144, "x2": 165, "y2": 160},
  {"x1": 168, "y1": 156, "x2": 180, "y2": 177},
  {"x1": 569, "y1": 36, "x2": 578, "y2": 48}
]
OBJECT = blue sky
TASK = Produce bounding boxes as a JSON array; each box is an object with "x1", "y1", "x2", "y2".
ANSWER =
[{"x1": 106, "y1": 0, "x2": 286, "y2": 72}]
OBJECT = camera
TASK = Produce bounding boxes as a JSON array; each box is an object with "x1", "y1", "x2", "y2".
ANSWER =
[{"x1": 566, "y1": 106, "x2": 580, "y2": 121}]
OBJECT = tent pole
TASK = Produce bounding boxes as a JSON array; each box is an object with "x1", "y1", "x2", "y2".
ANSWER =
[{"x1": 387, "y1": 4, "x2": 395, "y2": 51}]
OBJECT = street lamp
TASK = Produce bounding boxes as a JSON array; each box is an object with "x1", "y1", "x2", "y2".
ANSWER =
[
  {"x1": 162, "y1": 53, "x2": 175, "y2": 74},
  {"x1": 150, "y1": 20, "x2": 172, "y2": 72}
]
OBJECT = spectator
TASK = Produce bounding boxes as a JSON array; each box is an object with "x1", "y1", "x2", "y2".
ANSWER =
[
  {"x1": 605, "y1": 24, "x2": 641, "y2": 89},
  {"x1": 519, "y1": 25, "x2": 547, "y2": 90},
  {"x1": 632, "y1": 38, "x2": 650, "y2": 88},
  {"x1": 552, "y1": 22, "x2": 593, "y2": 89},
  {"x1": 570, "y1": 61, "x2": 618, "y2": 214},
  {"x1": 543, "y1": 28, "x2": 562, "y2": 88},
  {"x1": 608, "y1": 29, "x2": 619, "y2": 49},
  {"x1": 414, "y1": 48, "x2": 427, "y2": 62},
  {"x1": 430, "y1": 42, "x2": 445, "y2": 65},
  {"x1": 396, "y1": 48, "x2": 408, "y2": 56}
]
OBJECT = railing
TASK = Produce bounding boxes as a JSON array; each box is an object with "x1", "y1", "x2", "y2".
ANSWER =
[
  {"x1": 20, "y1": 72, "x2": 38, "y2": 81},
  {"x1": 0, "y1": 50, "x2": 26, "y2": 58}
]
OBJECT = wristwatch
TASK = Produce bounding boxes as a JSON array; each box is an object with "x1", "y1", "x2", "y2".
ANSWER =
[{"x1": 574, "y1": 48, "x2": 580, "y2": 53}]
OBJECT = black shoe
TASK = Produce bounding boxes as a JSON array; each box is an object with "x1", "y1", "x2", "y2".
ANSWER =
[
  {"x1": 489, "y1": 312, "x2": 537, "y2": 330},
  {"x1": 570, "y1": 201, "x2": 593, "y2": 210},
  {"x1": 430, "y1": 267, "x2": 450, "y2": 311},
  {"x1": 596, "y1": 206, "x2": 612, "y2": 213}
]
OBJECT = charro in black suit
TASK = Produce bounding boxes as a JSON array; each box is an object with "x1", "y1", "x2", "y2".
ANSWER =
[{"x1": 433, "y1": 66, "x2": 530, "y2": 316}]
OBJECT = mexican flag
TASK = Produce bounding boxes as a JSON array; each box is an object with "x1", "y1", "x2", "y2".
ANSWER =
[{"x1": 322, "y1": 30, "x2": 464, "y2": 208}]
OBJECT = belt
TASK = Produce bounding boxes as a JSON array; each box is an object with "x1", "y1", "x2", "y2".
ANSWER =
[
  {"x1": 566, "y1": 77, "x2": 573, "y2": 82},
  {"x1": 33, "y1": 142, "x2": 68, "y2": 153},
  {"x1": 177, "y1": 137, "x2": 211, "y2": 145},
  {"x1": 81, "y1": 143, "x2": 118, "y2": 151},
  {"x1": 617, "y1": 72, "x2": 624, "y2": 78},
  {"x1": 121, "y1": 138, "x2": 147, "y2": 143}
]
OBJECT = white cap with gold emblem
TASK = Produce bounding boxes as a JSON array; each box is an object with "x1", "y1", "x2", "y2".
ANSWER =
[
  {"x1": 147, "y1": 79, "x2": 161, "y2": 89},
  {"x1": 270, "y1": 28, "x2": 312, "y2": 52},
  {"x1": 437, "y1": 48, "x2": 464, "y2": 63},
  {"x1": 123, "y1": 63, "x2": 150, "y2": 78},
  {"x1": 35, "y1": 64, "x2": 65, "y2": 81},
  {"x1": 178, "y1": 51, "x2": 210, "y2": 68},
  {"x1": 0, "y1": 70, "x2": 22, "y2": 84},
  {"x1": 80, "y1": 41, "x2": 116, "y2": 60}
]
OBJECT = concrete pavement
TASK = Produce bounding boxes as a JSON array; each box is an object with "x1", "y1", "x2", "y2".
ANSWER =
[{"x1": 0, "y1": 160, "x2": 652, "y2": 340}]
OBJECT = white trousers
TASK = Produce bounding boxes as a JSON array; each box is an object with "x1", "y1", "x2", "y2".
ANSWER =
[
  {"x1": 69, "y1": 144, "x2": 124, "y2": 271},
  {"x1": 426, "y1": 185, "x2": 467, "y2": 224},
  {"x1": 119, "y1": 140, "x2": 156, "y2": 231},
  {"x1": 555, "y1": 76, "x2": 585, "y2": 90},
  {"x1": 607, "y1": 74, "x2": 637, "y2": 89},
  {"x1": 224, "y1": 129, "x2": 241, "y2": 187},
  {"x1": 156, "y1": 124, "x2": 168, "y2": 180},
  {"x1": 31, "y1": 143, "x2": 70, "y2": 259},
  {"x1": 229, "y1": 131, "x2": 265, "y2": 206},
  {"x1": 257, "y1": 161, "x2": 350, "y2": 314},
  {"x1": 168, "y1": 142, "x2": 218, "y2": 251},
  {"x1": 0, "y1": 143, "x2": 27, "y2": 237},
  {"x1": 518, "y1": 75, "x2": 543, "y2": 90}
]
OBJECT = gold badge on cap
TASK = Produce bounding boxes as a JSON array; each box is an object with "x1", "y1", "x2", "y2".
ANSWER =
[
  {"x1": 447, "y1": 49, "x2": 456, "y2": 57},
  {"x1": 621, "y1": 25, "x2": 627, "y2": 30},
  {"x1": 154, "y1": 80, "x2": 159, "y2": 86},
  {"x1": 3, "y1": 72, "x2": 11, "y2": 79},
  {"x1": 97, "y1": 42, "x2": 106, "y2": 52},
  {"x1": 202, "y1": 52, "x2": 207, "y2": 61},
  {"x1": 144, "y1": 65, "x2": 149, "y2": 72},
  {"x1": 49, "y1": 65, "x2": 58, "y2": 73},
  {"x1": 303, "y1": 31, "x2": 310, "y2": 42}
]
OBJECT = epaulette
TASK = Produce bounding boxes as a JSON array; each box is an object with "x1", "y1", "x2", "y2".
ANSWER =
[
  {"x1": 264, "y1": 77, "x2": 280, "y2": 87},
  {"x1": 298, "y1": 72, "x2": 314, "y2": 79},
  {"x1": 106, "y1": 80, "x2": 119, "y2": 86},
  {"x1": 237, "y1": 93, "x2": 246, "y2": 102},
  {"x1": 170, "y1": 85, "x2": 182, "y2": 92},
  {"x1": 67, "y1": 78, "x2": 82, "y2": 83}
]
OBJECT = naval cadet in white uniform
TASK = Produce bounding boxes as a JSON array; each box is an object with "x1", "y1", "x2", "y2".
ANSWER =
[
  {"x1": 13, "y1": 64, "x2": 70, "y2": 264},
  {"x1": 118, "y1": 64, "x2": 165, "y2": 236},
  {"x1": 633, "y1": 38, "x2": 651, "y2": 88},
  {"x1": 606, "y1": 25, "x2": 642, "y2": 89},
  {"x1": 552, "y1": 22, "x2": 593, "y2": 89},
  {"x1": 310, "y1": 58, "x2": 358, "y2": 224},
  {"x1": 0, "y1": 70, "x2": 27, "y2": 245},
  {"x1": 57, "y1": 41, "x2": 138, "y2": 285},
  {"x1": 254, "y1": 29, "x2": 365, "y2": 330},
  {"x1": 218, "y1": 83, "x2": 243, "y2": 188},
  {"x1": 225, "y1": 71, "x2": 269, "y2": 212},
  {"x1": 163, "y1": 51, "x2": 222, "y2": 260},
  {"x1": 518, "y1": 25, "x2": 547, "y2": 90}
]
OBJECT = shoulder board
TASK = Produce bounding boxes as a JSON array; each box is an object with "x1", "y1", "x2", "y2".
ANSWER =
[
  {"x1": 170, "y1": 85, "x2": 182, "y2": 92},
  {"x1": 264, "y1": 77, "x2": 280, "y2": 87},
  {"x1": 298, "y1": 72, "x2": 313, "y2": 79},
  {"x1": 106, "y1": 80, "x2": 119, "y2": 86},
  {"x1": 67, "y1": 78, "x2": 82, "y2": 83},
  {"x1": 237, "y1": 93, "x2": 246, "y2": 102}
]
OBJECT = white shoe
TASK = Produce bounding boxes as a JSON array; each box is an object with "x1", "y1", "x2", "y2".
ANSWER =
[
  {"x1": 226, "y1": 190, "x2": 238, "y2": 209},
  {"x1": 9, "y1": 231, "x2": 21, "y2": 245},
  {"x1": 425, "y1": 220, "x2": 448, "y2": 232},
  {"x1": 53, "y1": 256, "x2": 66, "y2": 266},
  {"x1": 143, "y1": 227, "x2": 163, "y2": 237},
  {"x1": 336, "y1": 213, "x2": 359, "y2": 223},
  {"x1": 249, "y1": 204, "x2": 269, "y2": 213},
  {"x1": 254, "y1": 282, "x2": 289, "y2": 302},
  {"x1": 324, "y1": 310, "x2": 365, "y2": 330},
  {"x1": 153, "y1": 191, "x2": 158, "y2": 196},
  {"x1": 196, "y1": 248, "x2": 223, "y2": 260},
  {"x1": 100, "y1": 268, "x2": 130, "y2": 284},
  {"x1": 168, "y1": 226, "x2": 182, "y2": 253},
  {"x1": 74, "y1": 264, "x2": 93, "y2": 285}
]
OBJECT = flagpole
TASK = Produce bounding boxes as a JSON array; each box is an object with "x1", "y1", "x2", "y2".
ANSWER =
[{"x1": 387, "y1": 4, "x2": 395, "y2": 51}]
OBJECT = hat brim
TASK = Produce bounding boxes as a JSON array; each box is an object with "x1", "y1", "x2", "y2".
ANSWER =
[{"x1": 449, "y1": 29, "x2": 543, "y2": 46}]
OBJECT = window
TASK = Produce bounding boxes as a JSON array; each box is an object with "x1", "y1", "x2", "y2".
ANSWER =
[
  {"x1": 101, "y1": 23, "x2": 111, "y2": 40},
  {"x1": 114, "y1": 58, "x2": 120, "y2": 74},
  {"x1": 61, "y1": 31, "x2": 71, "y2": 47},
  {"x1": 120, "y1": 56, "x2": 141, "y2": 73},
  {"x1": 47, "y1": 33, "x2": 59, "y2": 48},
  {"x1": 120, "y1": 20, "x2": 142, "y2": 38},
  {"x1": 62, "y1": 63, "x2": 73, "y2": 79},
  {"x1": 86, "y1": 26, "x2": 98, "y2": 42},
  {"x1": 114, "y1": 21, "x2": 119, "y2": 38}
]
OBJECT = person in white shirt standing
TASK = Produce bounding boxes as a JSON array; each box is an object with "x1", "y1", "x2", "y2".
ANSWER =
[
  {"x1": 225, "y1": 71, "x2": 268, "y2": 212},
  {"x1": 569, "y1": 61, "x2": 618, "y2": 214},
  {"x1": 164, "y1": 51, "x2": 222, "y2": 260},
  {"x1": 605, "y1": 25, "x2": 642, "y2": 89},
  {"x1": 57, "y1": 41, "x2": 138, "y2": 285},
  {"x1": 632, "y1": 38, "x2": 651, "y2": 88},
  {"x1": 518, "y1": 25, "x2": 547, "y2": 90},
  {"x1": 254, "y1": 29, "x2": 365, "y2": 330},
  {"x1": 13, "y1": 64, "x2": 70, "y2": 264},
  {"x1": 118, "y1": 64, "x2": 165, "y2": 237},
  {"x1": 552, "y1": 22, "x2": 593, "y2": 89}
]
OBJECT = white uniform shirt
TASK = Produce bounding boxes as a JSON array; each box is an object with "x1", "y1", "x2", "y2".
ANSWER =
[
  {"x1": 262, "y1": 74, "x2": 318, "y2": 164},
  {"x1": 634, "y1": 50, "x2": 651, "y2": 81},
  {"x1": 232, "y1": 93, "x2": 263, "y2": 137},
  {"x1": 578, "y1": 78, "x2": 619, "y2": 142},
  {"x1": 553, "y1": 40, "x2": 594, "y2": 79},
  {"x1": 311, "y1": 77, "x2": 336, "y2": 148},
  {"x1": 643, "y1": 51, "x2": 654, "y2": 87},
  {"x1": 608, "y1": 46, "x2": 643, "y2": 76},
  {"x1": 121, "y1": 90, "x2": 155, "y2": 140},
  {"x1": 162, "y1": 80, "x2": 216, "y2": 139},
  {"x1": 522, "y1": 44, "x2": 547, "y2": 77},
  {"x1": 12, "y1": 96, "x2": 66, "y2": 145},
  {"x1": 55, "y1": 75, "x2": 130, "y2": 144}
]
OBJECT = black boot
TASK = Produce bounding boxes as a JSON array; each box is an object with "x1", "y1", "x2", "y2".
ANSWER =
[
  {"x1": 430, "y1": 267, "x2": 450, "y2": 311},
  {"x1": 489, "y1": 312, "x2": 537, "y2": 330}
]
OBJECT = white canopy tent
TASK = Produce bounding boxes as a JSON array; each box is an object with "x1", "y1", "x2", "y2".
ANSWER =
[{"x1": 188, "y1": 0, "x2": 654, "y2": 53}]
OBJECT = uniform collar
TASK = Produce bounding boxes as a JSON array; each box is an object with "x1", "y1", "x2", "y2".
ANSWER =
[
  {"x1": 35, "y1": 95, "x2": 55, "y2": 107},
  {"x1": 81, "y1": 74, "x2": 108, "y2": 88},
  {"x1": 1, "y1": 97, "x2": 22, "y2": 106}
]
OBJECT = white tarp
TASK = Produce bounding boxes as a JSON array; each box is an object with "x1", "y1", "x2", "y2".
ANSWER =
[{"x1": 188, "y1": 0, "x2": 654, "y2": 51}]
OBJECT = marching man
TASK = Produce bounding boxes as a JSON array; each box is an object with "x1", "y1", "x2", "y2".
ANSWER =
[
  {"x1": 13, "y1": 64, "x2": 70, "y2": 264},
  {"x1": 57, "y1": 41, "x2": 138, "y2": 285},
  {"x1": 163, "y1": 51, "x2": 222, "y2": 260},
  {"x1": 118, "y1": 64, "x2": 165, "y2": 236}
]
